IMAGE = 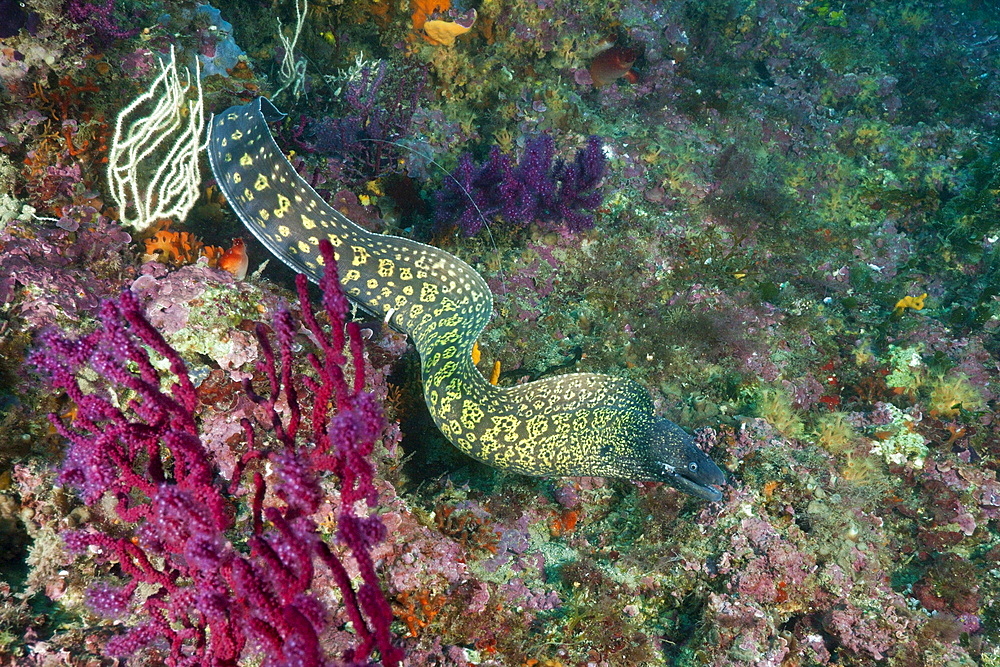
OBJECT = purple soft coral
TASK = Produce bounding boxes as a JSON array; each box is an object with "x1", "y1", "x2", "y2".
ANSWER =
[
  {"x1": 306, "y1": 61, "x2": 426, "y2": 185},
  {"x1": 31, "y1": 240, "x2": 402, "y2": 666},
  {"x1": 435, "y1": 135, "x2": 607, "y2": 236},
  {"x1": 64, "y1": 0, "x2": 141, "y2": 42}
]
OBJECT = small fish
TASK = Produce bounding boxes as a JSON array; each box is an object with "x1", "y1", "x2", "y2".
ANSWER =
[
  {"x1": 589, "y1": 44, "x2": 638, "y2": 88},
  {"x1": 218, "y1": 238, "x2": 248, "y2": 280}
]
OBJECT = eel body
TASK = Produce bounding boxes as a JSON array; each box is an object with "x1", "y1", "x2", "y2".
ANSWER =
[{"x1": 207, "y1": 98, "x2": 726, "y2": 501}]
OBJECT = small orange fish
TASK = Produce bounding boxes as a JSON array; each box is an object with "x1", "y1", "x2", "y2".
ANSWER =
[
  {"x1": 218, "y1": 237, "x2": 248, "y2": 280},
  {"x1": 589, "y1": 45, "x2": 638, "y2": 88}
]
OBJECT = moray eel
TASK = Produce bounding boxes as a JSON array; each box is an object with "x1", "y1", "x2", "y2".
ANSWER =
[{"x1": 207, "y1": 98, "x2": 726, "y2": 502}]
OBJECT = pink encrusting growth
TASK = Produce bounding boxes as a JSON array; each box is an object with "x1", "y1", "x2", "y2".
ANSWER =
[{"x1": 31, "y1": 240, "x2": 402, "y2": 667}]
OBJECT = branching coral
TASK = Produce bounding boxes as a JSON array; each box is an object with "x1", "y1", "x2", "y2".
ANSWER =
[
  {"x1": 107, "y1": 47, "x2": 205, "y2": 233},
  {"x1": 30, "y1": 241, "x2": 403, "y2": 665},
  {"x1": 307, "y1": 59, "x2": 426, "y2": 185},
  {"x1": 434, "y1": 134, "x2": 607, "y2": 235}
]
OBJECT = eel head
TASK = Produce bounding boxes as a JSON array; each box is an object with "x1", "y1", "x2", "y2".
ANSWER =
[{"x1": 645, "y1": 418, "x2": 727, "y2": 502}]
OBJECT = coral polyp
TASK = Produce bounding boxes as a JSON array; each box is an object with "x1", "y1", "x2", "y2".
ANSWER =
[{"x1": 928, "y1": 374, "x2": 986, "y2": 418}]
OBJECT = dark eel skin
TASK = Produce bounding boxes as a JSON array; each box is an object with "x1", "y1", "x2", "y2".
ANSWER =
[{"x1": 207, "y1": 97, "x2": 726, "y2": 502}]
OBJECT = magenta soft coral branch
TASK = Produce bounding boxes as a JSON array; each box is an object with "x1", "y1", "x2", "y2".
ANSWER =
[{"x1": 31, "y1": 240, "x2": 401, "y2": 667}]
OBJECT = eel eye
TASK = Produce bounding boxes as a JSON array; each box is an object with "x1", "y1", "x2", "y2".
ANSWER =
[{"x1": 687, "y1": 462, "x2": 698, "y2": 473}]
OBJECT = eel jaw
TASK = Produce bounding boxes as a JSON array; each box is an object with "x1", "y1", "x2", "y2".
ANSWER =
[{"x1": 664, "y1": 465, "x2": 725, "y2": 503}]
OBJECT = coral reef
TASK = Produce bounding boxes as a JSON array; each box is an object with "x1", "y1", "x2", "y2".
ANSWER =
[{"x1": 1, "y1": 0, "x2": 1000, "y2": 665}]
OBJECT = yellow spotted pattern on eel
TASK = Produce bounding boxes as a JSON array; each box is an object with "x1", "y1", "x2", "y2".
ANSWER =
[{"x1": 205, "y1": 97, "x2": 676, "y2": 483}]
